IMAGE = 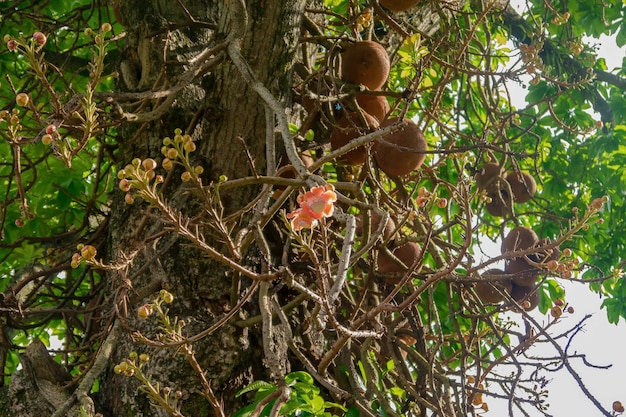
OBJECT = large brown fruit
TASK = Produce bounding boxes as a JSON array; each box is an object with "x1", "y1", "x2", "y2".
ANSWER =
[
  {"x1": 506, "y1": 171, "x2": 537, "y2": 203},
  {"x1": 502, "y1": 226, "x2": 539, "y2": 285},
  {"x1": 374, "y1": 118, "x2": 427, "y2": 176},
  {"x1": 510, "y1": 283, "x2": 540, "y2": 311},
  {"x1": 475, "y1": 163, "x2": 504, "y2": 193},
  {"x1": 503, "y1": 227, "x2": 542, "y2": 286},
  {"x1": 341, "y1": 41, "x2": 390, "y2": 90},
  {"x1": 501, "y1": 226, "x2": 538, "y2": 254},
  {"x1": 379, "y1": 0, "x2": 421, "y2": 11},
  {"x1": 356, "y1": 94, "x2": 390, "y2": 123},
  {"x1": 356, "y1": 211, "x2": 396, "y2": 242},
  {"x1": 507, "y1": 262, "x2": 540, "y2": 286},
  {"x1": 485, "y1": 187, "x2": 511, "y2": 217},
  {"x1": 377, "y1": 241, "x2": 421, "y2": 283},
  {"x1": 507, "y1": 238, "x2": 561, "y2": 285},
  {"x1": 330, "y1": 112, "x2": 379, "y2": 165},
  {"x1": 474, "y1": 268, "x2": 513, "y2": 304}
]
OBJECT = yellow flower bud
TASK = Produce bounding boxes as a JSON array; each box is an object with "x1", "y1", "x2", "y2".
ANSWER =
[
  {"x1": 15, "y1": 93, "x2": 29, "y2": 107},
  {"x1": 160, "y1": 289, "x2": 174, "y2": 303}
]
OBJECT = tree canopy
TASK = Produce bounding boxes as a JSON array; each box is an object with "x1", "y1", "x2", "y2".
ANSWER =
[{"x1": 0, "y1": 0, "x2": 625, "y2": 416}]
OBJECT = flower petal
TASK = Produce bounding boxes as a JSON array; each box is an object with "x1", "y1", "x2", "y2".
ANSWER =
[{"x1": 290, "y1": 213, "x2": 317, "y2": 231}]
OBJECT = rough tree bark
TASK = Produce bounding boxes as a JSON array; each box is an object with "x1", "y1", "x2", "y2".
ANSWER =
[{"x1": 101, "y1": 1, "x2": 305, "y2": 416}]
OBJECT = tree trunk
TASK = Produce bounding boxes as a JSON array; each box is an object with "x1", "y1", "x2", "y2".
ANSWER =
[{"x1": 95, "y1": 1, "x2": 306, "y2": 416}]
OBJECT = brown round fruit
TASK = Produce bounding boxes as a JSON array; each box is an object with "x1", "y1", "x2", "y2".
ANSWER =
[
  {"x1": 377, "y1": 241, "x2": 422, "y2": 283},
  {"x1": 503, "y1": 227, "x2": 541, "y2": 285},
  {"x1": 356, "y1": 211, "x2": 396, "y2": 242},
  {"x1": 506, "y1": 171, "x2": 537, "y2": 203},
  {"x1": 485, "y1": 187, "x2": 511, "y2": 217},
  {"x1": 475, "y1": 163, "x2": 504, "y2": 193},
  {"x1": 341, "y1": 41, "x2": 390, "y2": 90},
  {"x1": 501, "y1": 226, "x2": 538, "y2": 254},
  {"x1": 330, "y1": 112, "x2": 379, "y2": 165},
  {"x1": 374, "y1": 118, "x2": 427, "y2": 177},
  {"x1": 507, "y1": 262, "x2": 540, "y2": 286},
  {"x1": 356, "y1": 94, "x2": 390, "y2": 123},
  {"x1": 474, "y1": 268, "x2": 513, "y2": 304},
  {"x1": 510, "y1": 283, "x2": 540, "y2": 311},
  {"x1": 379, "y1": 0, "x2": 421, "y2": 11}
]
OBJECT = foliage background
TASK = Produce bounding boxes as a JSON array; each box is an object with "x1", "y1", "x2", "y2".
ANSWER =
[{"x1": 0, "y1": 0, "x2": 625, "y2": 416}]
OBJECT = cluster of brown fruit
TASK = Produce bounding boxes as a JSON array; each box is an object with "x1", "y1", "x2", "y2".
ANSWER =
[
  {"x1": 473, "y1": 226, "x2": 560, "y2": 311},
  {"x1": 475, "y1": 163, "x2": 537, "y2": 216},
  {"x1": 331, "y1": 41, "x2": 427, "y2": 177},
  {"x1": 356, "y1": 212, "x2": 422, "y2": 284}
]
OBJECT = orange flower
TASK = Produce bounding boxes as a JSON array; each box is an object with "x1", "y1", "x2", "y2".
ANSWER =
[
  {"x1": 287, "y1": 208, "x2": 318, "y2": 231},
  {"x1": 297, "y1": 184, "x2": 337, "y2": 220},
  {"x1": 287, "y1": 184, "x2": 337, "y2": 231}
]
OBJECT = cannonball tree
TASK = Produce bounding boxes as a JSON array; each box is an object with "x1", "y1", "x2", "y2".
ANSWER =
[{"x1": 0, "y1": 0, "x2": 624, "y2": 416}]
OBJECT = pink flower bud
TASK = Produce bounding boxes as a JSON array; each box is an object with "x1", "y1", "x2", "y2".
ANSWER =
[
  {"x1": 119, "y1": 178, "x2": 131, "y2": 191},
  {"x1": 138, "y1": 304, "x2": 153, "y2": 319},
  {"x1": 32, "y1": 32, "x2": 47, "y2": 46},
  {"x1": 141, "y1": 158, "x2": 157, "y2": 171},
  {"x1": 7, "y1": 39, "x2": 17, "y2": 52},
  {"x1": 71, "y1": 252, "x2": 81, "y2": 268}
]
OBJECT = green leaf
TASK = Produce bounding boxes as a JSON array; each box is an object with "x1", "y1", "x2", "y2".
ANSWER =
[
  {"x1": 235, "y1": 380, "x2": 275, "y2": 397},
  {"x1": 388, "y1": 386, "x2": 406, "y2": 398},
  {"x1": 345, "y1": 406, "x2": 361, "y2": 417},
  {"x1": 526, "y1": 81, "x2": 554, "y2": 103},
  {"x1": 311, "y1": 395, "x2": 325, "y2": 412},
  {"x1": 601, "y1": 298, "x2": 622, "y2": 324},
  {"x1": 285, "y1": 371, "x2": 314, "y2": 386},
  {"x1": 292, "y1": 381, "x2": 319, "y2": 396}
]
